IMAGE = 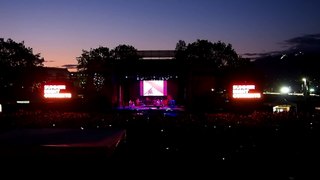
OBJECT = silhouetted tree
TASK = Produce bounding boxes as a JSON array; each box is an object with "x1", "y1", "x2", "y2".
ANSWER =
[
  {"x1": 110, "y1": 44, "x2": 140, "y2": 62},
  {"x1": 77, "y1": 46, "x2": 111, "y2": 92},
  {"x1": 174, "y1": 40, "x2": 187, "y2": 62},
  {"x1": 76, "y1": 46, "x2": 114, "y2": 110},
  {"x1": 186, "y1": 39, "x2": 215, "y2": 64},
  {"x1": 77, "y1": 44, "x2": 139, "y2": 109},
  {"x1": 77, "y1": 46, "x2": 111, "y2": 73},
  {"x1": 211, "y1": 41, "x2": 239, "y2": 68},
  {"x1": 0, "y1": 38, "x2": 44, "y2": 101},
  {"x1": 0, "y1": 38, "x2": 44, "y2": 68},
  {"x1": 174, "y1": 39, "x2": 251, "y2": 111},
  {"x1": 175, "y1": 39, "x2": 243, "y2": 69}
]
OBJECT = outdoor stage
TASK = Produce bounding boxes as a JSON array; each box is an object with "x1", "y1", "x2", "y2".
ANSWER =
[{"x1": 117, "y1": 105, "x2": 185, "y2": 112}]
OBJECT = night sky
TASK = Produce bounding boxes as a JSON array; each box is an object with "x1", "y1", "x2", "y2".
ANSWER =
[{"x1": 1, "y1": 0, "x2": 319, "y2": 69}]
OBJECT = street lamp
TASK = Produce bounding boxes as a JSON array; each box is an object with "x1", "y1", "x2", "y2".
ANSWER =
[
  {"x1": 310, "y1": 88, "x2": 315, "y2": 93},
  {"x1": 302, "y1": 77, "x2": 309, "y2": 96}
]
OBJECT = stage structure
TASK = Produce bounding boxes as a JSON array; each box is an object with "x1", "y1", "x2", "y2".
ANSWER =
[{"x1": 108, "y1": 50, "x2": 239, "y2": 111}]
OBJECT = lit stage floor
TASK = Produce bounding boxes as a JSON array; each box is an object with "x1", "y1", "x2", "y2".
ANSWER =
[{"x1": 117, "y1": 105, "x2": 185, "y2": 111}]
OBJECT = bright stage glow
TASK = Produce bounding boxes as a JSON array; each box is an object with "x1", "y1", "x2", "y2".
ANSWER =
[
  {"x1": 140, "y1": 80, "x2": 167, "y2": 96},
  {"x1": 280, "y1": 86, "x2": 290, "y2": 94},
  {"x1": 232, "y1": 85, "x2": 261, "y2": 99},
  {"x1": 44, "y1": 85, "x2": 72, "y2": 98},
  {"x1": 273, "y1": 105, "x2": 291, "y2": 113}
]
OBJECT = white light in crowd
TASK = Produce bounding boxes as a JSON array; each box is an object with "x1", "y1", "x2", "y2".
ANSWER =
[
  {"x1": 17, "y1": 101, "x2": 30, "y2": 104},
  {"x1": 280, "y1": 54, "x2": 287, "y2": 59},
  {"x1": 280, "y1": 86, "x2": 290, "y2": 94},
  {"x1": 211, "y1": 88, "x2": 214, "y2": 92},
  {"x1": 302, "y1": 78, "x2": 306, "y2": 82},
  {"x1": 0, "y1": 104, "x2": 2, "y2": 113},
  {"x1": 310, "y1": 88, "x2": 315, "y2": 92}
]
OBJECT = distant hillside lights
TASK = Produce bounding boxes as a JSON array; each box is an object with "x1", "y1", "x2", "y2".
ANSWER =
[
  {"x1": 44, "y1": 85, "x2": 72, "y2": 98},
  {"x1": 232, "y1": 85, "x2": 261, "y2": 99}
]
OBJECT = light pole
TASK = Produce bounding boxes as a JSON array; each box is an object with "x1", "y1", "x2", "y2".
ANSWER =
[{"x1": 302, "y1": 78, "x2": 309, "y2": 96}]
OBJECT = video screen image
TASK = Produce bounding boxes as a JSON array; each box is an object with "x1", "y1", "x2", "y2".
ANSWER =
[{"x1": 140, "y1": 80, "x2": 167, "y2": 96}]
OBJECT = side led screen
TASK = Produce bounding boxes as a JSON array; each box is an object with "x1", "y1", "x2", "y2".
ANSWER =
[
  {"x1": 232, "y1": 85, "x2": 261, "y2": 99},
  {"x1": 140, "y1": 80, "x2": 167, "y2": 96},
  {"x1": 44, "y1": 85, "x2": 72, "y2": 98}
]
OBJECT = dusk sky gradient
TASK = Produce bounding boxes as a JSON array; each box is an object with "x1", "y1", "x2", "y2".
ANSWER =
[{"x1": 1, "y1": 0, "x2": 320, "y2": 69}]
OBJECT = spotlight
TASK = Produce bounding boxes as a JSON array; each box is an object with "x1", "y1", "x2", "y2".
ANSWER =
[{"x1": 280, "y1": 86, "x2": 290, "y2": 94}]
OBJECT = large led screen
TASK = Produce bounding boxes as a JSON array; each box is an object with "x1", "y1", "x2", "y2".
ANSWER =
[{"x1": 140, "y1": 80, "x2": 167, "y2": 96}]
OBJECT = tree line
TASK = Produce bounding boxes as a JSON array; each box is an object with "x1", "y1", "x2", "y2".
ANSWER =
[
  {"x1": 0, "y1": 38, "x2": 250, "y2": 104},
  {"x1": 77, "y1": 39, "x2": 248, "y2": 72},
  {"x1": 0, "y1": 38, "x2": 44, "y2": 101}
]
